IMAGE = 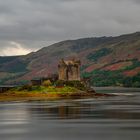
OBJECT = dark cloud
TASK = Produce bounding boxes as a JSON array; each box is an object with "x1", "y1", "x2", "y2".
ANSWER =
[
  {"x1": 133, "y1": 0, "x2": 140, "y2": 4},
  {"x1": 0, "y1": 0, "x2": 140, "y2": 55}
]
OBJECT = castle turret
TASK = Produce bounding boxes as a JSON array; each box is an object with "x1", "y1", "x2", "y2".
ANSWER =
[{"x1": 58, "y1": 59, "x2": 68, "y2": 80}]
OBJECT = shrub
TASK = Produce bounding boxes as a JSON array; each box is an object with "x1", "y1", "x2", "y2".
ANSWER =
[
  {"x1": 55, "y1": 80, "x2": 65, "y2": 87},
  {"x1": 18, "y1": 85, "x2": 32, "y2": 91},
  {"x1": 55, "y1": 80, "x2": 86, "y2": 90},
  {"x1": 42, "y1": 80, "x2": 52, "y2": 87},
  {"x1": 132, "y1": 81, "x2": 140, "y2": 88}
]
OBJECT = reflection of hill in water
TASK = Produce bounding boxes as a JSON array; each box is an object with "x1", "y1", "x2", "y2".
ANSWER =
[
  {"x1": 28, "y1": 102, "x2": 86, "y2": 119},
  {"x1": 27, "y1": 94, "x2": 140, "y2": 120}
]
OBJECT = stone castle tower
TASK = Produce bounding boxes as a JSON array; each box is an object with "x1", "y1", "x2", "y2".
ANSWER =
[{"x1": 58, "y1": 59, "x2": 81, "y2": 81}]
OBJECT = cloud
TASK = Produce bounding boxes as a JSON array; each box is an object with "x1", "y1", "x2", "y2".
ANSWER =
[
  {"x1": 0, "y1": 0, "x2": 140, "y2": 56},
  {"x1": 0, "y1": 41, "x2": 32, "y2": 56}
]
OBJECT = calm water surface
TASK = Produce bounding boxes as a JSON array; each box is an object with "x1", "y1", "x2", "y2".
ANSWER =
[{"x1": 0, "y1": 87, "x2": 140, "y2": 140}]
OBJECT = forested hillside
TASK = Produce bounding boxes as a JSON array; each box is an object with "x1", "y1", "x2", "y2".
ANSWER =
[{"x1": 0, "y1": 32, "x2": 140, "y2": 87}]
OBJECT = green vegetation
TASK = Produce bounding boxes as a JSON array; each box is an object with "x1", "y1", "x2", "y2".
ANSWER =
[
  {"x1": 82, "y1": 70, "x2": 140, "y2": 87},
  {"x1": 42, "y1": 80, "x2": 52, "y2": 87},
  {"x1": 0, "y1": 85, "x2": 79, "y2": 102},
  {"x1": 0, "y1": 57, "x2": 28, "y2": 73},
  {"x1": 80, "y1": 64, "x2": 89, "y2": 71},
  {"x1": 123, "y1": 59, "x2": 140, "y2": 71},
  {"x1": 0, "y1": 84, "x2": 95, "y2": 102},
  {"x1": 0, "y1": 56, "x2": 19, "y2": 64},
  {"x1": 9, "y1": 80, "x2": 86, "y2": 94},
  {"x1": 0, "y1": 73, "x2": 28, "y2": 85},
  {"x1": 123, "y1": 74, "x2": 140, "y2": 87},
  {"x1": 10, "y1": 85, "x2": 82, "y2": 95},
  {"x1": 87, "y1": 48, "x2": 112, "y2": 61},
  {"x1": 55, "y1": 80, "x2": 86, "y2": 91},
  {"x1": 6, "y1": 61, "x2": 28, "y2": 73},
  {"x1": 82, "y1": 70, "x2": 122, "y2": 87},
  {"x1": 81, "y1": 59, "x2": 140, "y2": 87}
]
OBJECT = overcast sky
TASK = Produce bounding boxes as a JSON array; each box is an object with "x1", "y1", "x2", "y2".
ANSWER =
[{"x1": 0, "y1": 0, "x2": 140, "y2": 56}]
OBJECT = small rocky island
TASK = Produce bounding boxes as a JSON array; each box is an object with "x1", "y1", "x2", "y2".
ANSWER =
[{"x1": 0, "y1": 59, "x2": 113, "y2": 102}]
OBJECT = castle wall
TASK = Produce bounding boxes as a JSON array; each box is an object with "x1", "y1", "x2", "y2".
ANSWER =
[
  {"x1": 58, "y1": 65, "x2": 68, "y2": 80},
  {"x1": 68, "y1": 65, "x2": 80, "y2": 81},
  {"x1": 58, "y1": 59, "x2": 81, "y2": 81}
]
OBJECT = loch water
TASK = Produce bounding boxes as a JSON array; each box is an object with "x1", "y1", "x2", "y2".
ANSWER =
[{"x1": 0, "y1": 87, "x2": 140, "y2": 140}]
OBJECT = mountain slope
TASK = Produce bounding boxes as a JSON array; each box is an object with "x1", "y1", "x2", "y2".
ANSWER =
[{"x1": 0, "y1": 32, "x2": 140, "y2": 87}]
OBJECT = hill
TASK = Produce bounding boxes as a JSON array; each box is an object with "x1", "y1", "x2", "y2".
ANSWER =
[{"x1": 0, "y1": 32, "x2": 140, "y2": 87}]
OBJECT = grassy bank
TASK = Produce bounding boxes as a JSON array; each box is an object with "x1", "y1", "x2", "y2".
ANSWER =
[
  {"x1": 0, "y1": 86, "x2": 94, "y2": 102},
  {"x1": 0, "y1": 85, "x2": 116, "y2": 102}
]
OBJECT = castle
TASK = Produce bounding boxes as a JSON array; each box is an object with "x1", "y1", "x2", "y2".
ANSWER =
[{"x1": 58, "y1": 59, "x2": 81, "y2": 81}]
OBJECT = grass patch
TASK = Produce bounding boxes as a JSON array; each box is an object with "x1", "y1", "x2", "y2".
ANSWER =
[
  {"x1": 0, "y1": 85, "x2": 91, "y2": 102},
  {"x1": 11, "y1": 85, "x2": 81, "y2": 94}
]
